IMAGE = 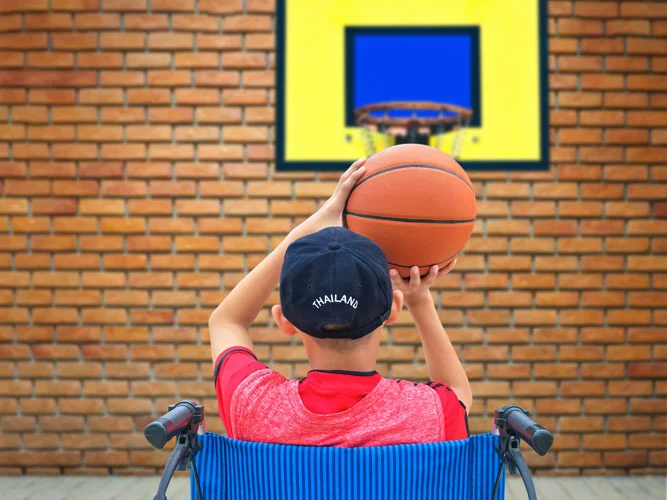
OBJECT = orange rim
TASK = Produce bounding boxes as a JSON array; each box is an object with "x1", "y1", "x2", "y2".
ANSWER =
[{"x1": 355, "y1": 101, "x2": 473, "y2": 127}]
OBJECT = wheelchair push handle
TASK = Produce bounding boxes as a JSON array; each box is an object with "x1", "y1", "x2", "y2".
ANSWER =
[
  {"x1": 494, "y1": 404, "x2": 553, "y2": 456},
  {"x1": 145, "y1": 400, "x2": 203, "y2": 449}
]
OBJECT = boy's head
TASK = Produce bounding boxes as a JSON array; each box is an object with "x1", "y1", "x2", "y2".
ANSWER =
[{"x1": 272, "y1": 228, "x2": 403, "y2": 359}]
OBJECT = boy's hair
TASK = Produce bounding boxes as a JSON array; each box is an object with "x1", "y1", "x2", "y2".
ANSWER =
[{"x1": 312, "y1": 328, "x2": 375, "y2": 353}]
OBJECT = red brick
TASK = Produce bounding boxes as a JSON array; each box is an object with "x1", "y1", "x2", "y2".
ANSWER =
[
  {"x1": 0, "y1": 235, "x2": 27, "y2": 251},
  {"x1": 103, "y1": 254, "x2": 146, "y2": 269},
  {"x1": 174, "y1": 52, "x2": 219, "y2": 68},
  {"x1": 129, "y1": 345, "x2": 175, "y2": 360},
  {"x1": 629, "y1": 111, "x2": 667, "y2": 126},
  {"x1": 0, "y1": 33, "x2": 47, "y2": 49},
  {"x1": 122, "y1": 14, "x2": 167, "y2": 32},
  {"x1": 0, "y1": 162, "x2": 27, "y2": 178},
  {"x1": 27, "y1": 125, "x2": 74, "y2": 141},
  {"x1": 125, "y1": 90, "x2": 169, "y2": 106},
  {"x1": 49, "y1": 107, "x2": 96, "y2": 124},
  {"x1": 629, "y1": 75, "x2": 667, "y2": 91},
  {"x1": 628, "y1": 38, "x2": 667, "y2": 55},
  {"x1": 222, "y1": 52, "x2": 266, "y2": 69},
  {"x1": 621, "y1": 2, "x2": 667, "y2": 17},
  {"x1": 150, "y1": 0, "x2": 194, "y2": 10},
  {"x1": 0, "y1": 91, "x2": 26, "y2": 109},
  {"x1": 32, "y1": 235, "x2": 78, "y2": 251},
  {"x1": 196, "y1": 107, "x2": 241, "y2": 124},
  {"x1": 103, "y1": 0, "x2": 146, "y2": 10},
  {"x1": 11, "y1": 106, "x2": 46, "y2": 124},
  {"x1": 147, "y1": 144, "x2": 193, "y2": 161},
  {"x1": 76, "y1": 53, "x2": 123, "y2": 70},
  {"x1": 147, "y1": 108, "x2": 194, "y2": 125},
  {"x1": 188, "y1": 72, "x2": 238, "y2": 91},
  {"x1": 559, "y1": 92, "x2": 603, "y2": 108},
  {"x1": 574, "y1": 2, "x2": 618, "y2": 17},
  {"x1": 559, "y1": 55, "x2": 604, "y2": 71},
  {"x1": 126, "y1": 236, "x2": 170, "y2": 252},
  {"x1": 16, "y1": 290, "x2": 51, "y2": 305},
  {"x1": 147, "y1": 70, "x2": 191, "y2": 87},
  {"x1": 580, "y1": 256, "x2": 623, "y2": 272},
  {"x1": 559, "y1": 128, "x2": 602, "y2": 144},
  {"x1": 75, "y1": 13, "x2": 119, "y2": 30},
  {"x1": 149, "y1": 33, "x2": 193, "y2": 50},
  {"x1": 125, "y1": 54, "x2": 169, "y2": 70},
  {"x1": 629, "y1": 363, "x2": 667, "y2": 379},
  {"x1": 631, "y1": 399, "x2": 666, "y2": 414},
  {"x1": 127, "y1": 200, "x2": 172, "y2": 216},
  {"x1": 0, "y1": 14, "x2": 22, "y2": 31},
  {"x1": 26, "y1": 52, "x2": 74, "y2": 68},
  {"x1": 5, "y1": 180, "x2": 49, "y2": 196},
  {"x1": 80, "y1": 272, "x2": 125, "y2": 289},
  {"x1": 172, "y1": 14, "x2": 218, "y2": 31},
  {"x1": 558, "y1": 19, "x2": 604, "y2": 35},
  {"x1": 173, "y1": 89, "x2": 220, "y2": 106},
  {"x1": 198, "y1": 144, "x2": 244, "y2": 160},
  {"x1": 626, "y1": 147, "x2": 666, "y2": 163},
  {"x1": 0, "y1": 70, "x2": 96, "y2": 88},
  {"x1": 126, "y1": 272, "x2": 173, "y2": 288},
  {"x1": 99, "y1": 71, "x2": 144, "y2": 87},
  {"x1": 101, "y1": 181, "x2": 146, "y2": 197}
]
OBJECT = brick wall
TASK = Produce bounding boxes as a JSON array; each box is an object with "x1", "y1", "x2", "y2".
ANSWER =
[{"x1": 0, "y1": 0, "x2": 665, "y2": 476}]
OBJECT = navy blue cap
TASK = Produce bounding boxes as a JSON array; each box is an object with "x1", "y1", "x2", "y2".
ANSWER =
[{"x1": 280, "y1": 227, "x2": 393, "y2": 340}]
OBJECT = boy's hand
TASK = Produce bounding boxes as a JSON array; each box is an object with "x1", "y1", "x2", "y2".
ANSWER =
[
  {"x1": 390, "y1": 260, "x2": 457, "y2": 308},
  {"x1": 301, "y1": 158, "x2": 366, "y2": 232}
]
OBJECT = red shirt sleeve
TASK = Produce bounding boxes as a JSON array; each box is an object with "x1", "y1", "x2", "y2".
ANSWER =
[
  {"x1": 214, "y1": 346, "x2": 266, "y2": 435},
  {"x1": 427, "y1": 382, "x2": 470, "y2": 441}
]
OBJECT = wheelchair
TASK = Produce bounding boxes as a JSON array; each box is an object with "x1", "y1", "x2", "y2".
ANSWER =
[{"x1": 144, "y1": 400, "x2": 553, "y2": 500}]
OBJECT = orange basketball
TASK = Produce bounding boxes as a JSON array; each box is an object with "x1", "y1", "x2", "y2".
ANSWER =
[{"x1": 344, "y1": 144, "x2": 476, "y2": 278}]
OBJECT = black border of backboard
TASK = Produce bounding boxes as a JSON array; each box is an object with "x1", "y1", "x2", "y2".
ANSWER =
[
  {"x1": 275, "y1": 0, "x2": 549, "y2": 171},
  {"x1": 344, "y1": 26, "x2": 482, "y2": 129}
]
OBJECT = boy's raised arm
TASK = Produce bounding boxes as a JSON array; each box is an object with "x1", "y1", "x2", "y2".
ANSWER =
[
  {"x1": 208, "y1": 159, "x2": 366, "y2": 363},
  {"x1": 390, "y1": 264, "x2": 473, "y2": 412}
]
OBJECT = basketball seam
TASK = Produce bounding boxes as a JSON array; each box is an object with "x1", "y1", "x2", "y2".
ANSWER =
[
  {"x1": 350, "y1": 164, "x2": 475, "y2": 195},
  {"x1": 345, "y1": 211, "x2": 476, "y2": 224}
]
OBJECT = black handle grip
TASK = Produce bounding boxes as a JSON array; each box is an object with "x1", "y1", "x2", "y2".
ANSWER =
[
  {"x1": 503, "y1": 405, "x2": 553, "y2": 456},
  {"x1": 144, "y1": 400, "x2": 197, "y2": 449}
]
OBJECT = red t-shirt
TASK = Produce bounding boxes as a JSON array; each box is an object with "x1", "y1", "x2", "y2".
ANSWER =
[{"x1": 214, "y1": 346, "x2": 470, "y2": 442}]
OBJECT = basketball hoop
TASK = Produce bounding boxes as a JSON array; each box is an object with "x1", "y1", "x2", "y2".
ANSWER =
[{"x1": 354, "y1": 101, "x2": 472, "y2": 158}]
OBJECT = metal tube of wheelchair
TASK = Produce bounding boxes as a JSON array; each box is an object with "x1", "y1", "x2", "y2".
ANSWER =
[
  {"x1": 503, "y1": 404, "x2": 553, "y2": 456},
  {"x1": 144, "y1": 400, "x2": 198, "y2": 450}
]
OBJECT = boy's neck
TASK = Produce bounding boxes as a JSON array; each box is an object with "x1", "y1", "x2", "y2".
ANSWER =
[
  {"x1": 309, "y1": 360, "x2": 377, "y2": 372},
  {"x1": 308, "y1": 351, "x2": 377, "y2": 373},
  {"x1": 301, "y1": 329, "x2": 382, "y2": 373}
]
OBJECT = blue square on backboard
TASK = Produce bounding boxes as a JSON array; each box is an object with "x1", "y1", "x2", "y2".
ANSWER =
[{"x1": 345, "y1": 27, "x2": 481, "y2": 127}]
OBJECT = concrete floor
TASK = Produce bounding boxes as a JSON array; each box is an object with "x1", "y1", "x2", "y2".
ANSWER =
[{"x1": 0, "y1": 475, "x2": 665, "y2": 499}]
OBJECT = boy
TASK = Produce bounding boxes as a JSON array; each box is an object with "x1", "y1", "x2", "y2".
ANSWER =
[{"x1": 209, "y1": 159, "x2": 472, "y2": 447}]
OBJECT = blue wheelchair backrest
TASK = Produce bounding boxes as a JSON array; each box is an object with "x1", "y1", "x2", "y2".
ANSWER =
[{"x1": 191, "y1": 432, "x2": 505, "y2": 500}]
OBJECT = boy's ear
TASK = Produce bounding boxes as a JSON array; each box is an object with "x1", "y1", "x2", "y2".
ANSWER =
[
  {"x1": 385, "y1": 290, "x2": 404, "y2": 325},
  {"x1": 271, "y1": 305, "x2": 298, "y2": 336}
]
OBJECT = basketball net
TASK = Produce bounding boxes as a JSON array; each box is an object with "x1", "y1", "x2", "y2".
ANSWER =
[{"x1": 355, "y1": 101, "x2": 472, "y2": 159}]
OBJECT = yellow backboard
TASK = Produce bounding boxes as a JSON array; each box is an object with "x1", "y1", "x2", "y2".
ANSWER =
[{"x1": 276, "y1": 0, "x2": 549, "y2": 171}]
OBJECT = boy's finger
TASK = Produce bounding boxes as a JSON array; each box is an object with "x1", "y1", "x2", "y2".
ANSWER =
[
  {"x1": 422, "y1": 265, "x2": 439, "y2": 286},
  {"x1": 340, "y1": 166, "x2": 366, "y2": 192},
  {"x1": 340, "y1": 158, "x2": 366, "y2": 184},
  {"x1": 438, "y1": 259, "x2": 457, "y2": 276},
  {"x1": 350, "y1": 157, "x2": 367, "y2": 171},
  {"x1": 409, "y1": 266, "x2": 420, "y2": 288},
  {"x1": 389, "y1": 268, "x2": 402, "y2": 288}
]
